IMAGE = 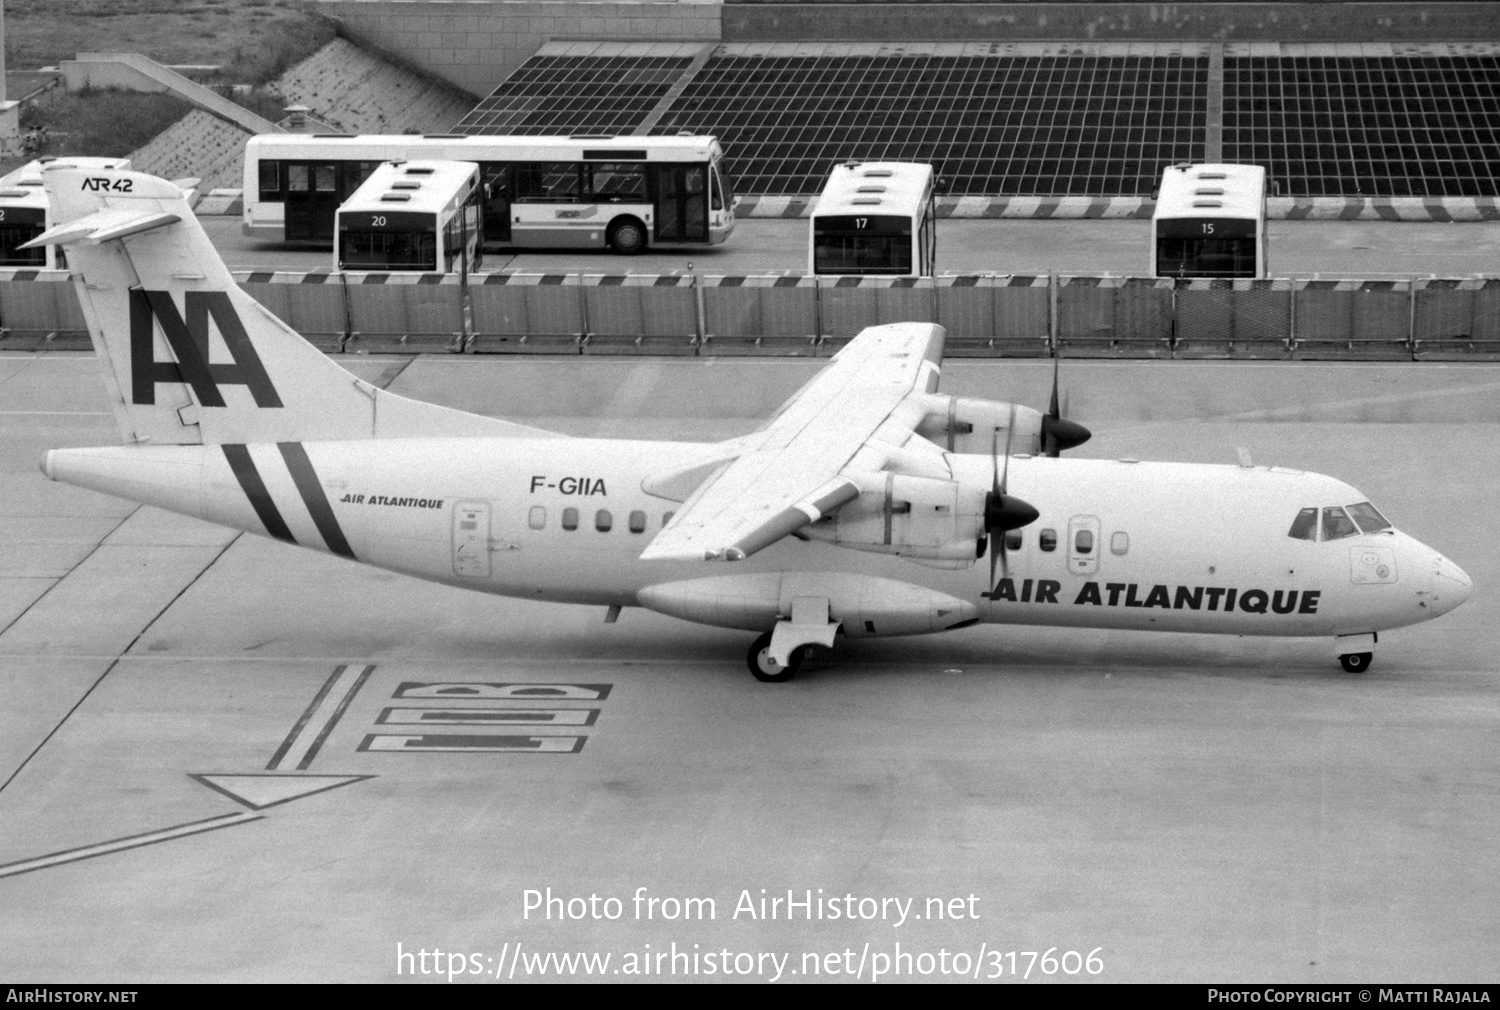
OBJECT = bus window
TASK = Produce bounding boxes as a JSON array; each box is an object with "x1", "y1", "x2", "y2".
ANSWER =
[
  {"x1": 708, "y1": 161, "x2": 732, "y2": 210},
  {"x1": 258, "y1": 161, "x2": 282, "y2": 201},
  {"x1": 515, "y1": 163, "x2": 580, "y2": 202},
  {"x1": 587, "y1": 163, "x2": 647, "y2": 203},
  {"x1": 288, "y1": 164, "x2": 310, "y2": 192}
]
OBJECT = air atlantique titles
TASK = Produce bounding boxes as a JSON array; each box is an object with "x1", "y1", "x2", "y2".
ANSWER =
[
  {"x1": 337, "y1": 494, "x2": 444, "y2": 509},
  {"x1": 522, "y1": 888, "x2": 979, "y2": 927},
  {"x1": 984, "y1": 577, "x2": 1321, "y2": 615}
]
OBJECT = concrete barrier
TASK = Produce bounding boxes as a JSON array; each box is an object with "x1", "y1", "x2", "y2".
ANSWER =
[
  {"x1": 1174, "y1": 278, "x2": 1293, "y2": 359},
  {"x1": 17, "y1": 268, "x2": 1500, "y2": 361},
  {"x1": 0, "y1": 270, "x2": 90, "y2": 350}
]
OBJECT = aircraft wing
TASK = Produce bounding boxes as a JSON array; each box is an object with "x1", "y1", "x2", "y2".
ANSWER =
[{"x1": 640, "y1": 321, "x2": 945, "y2": 561}]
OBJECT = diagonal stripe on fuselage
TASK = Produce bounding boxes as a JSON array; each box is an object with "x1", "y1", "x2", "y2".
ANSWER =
[
  {"x1": 278, "y1": 442, "x2": 357, "y2": 560},
  {"x1": 222, "y1": 443, "x2": 296, "y2": 544}
]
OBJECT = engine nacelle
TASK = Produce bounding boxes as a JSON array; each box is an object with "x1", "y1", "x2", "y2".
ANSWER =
[
  {"x1": 914, "y1": 394, "x2": 1047, "y2": 456},
  {"x1": 801, "y1": 473, "x2": 985, "y2": 563}
]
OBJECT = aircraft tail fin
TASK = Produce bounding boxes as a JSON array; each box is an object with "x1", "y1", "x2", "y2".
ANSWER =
[{"x1": 36, "y1": 165, "x2": 554, "y2": 446}]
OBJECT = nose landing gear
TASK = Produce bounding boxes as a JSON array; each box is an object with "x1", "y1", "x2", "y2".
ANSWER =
[{"x1": 1335, "y1": 632, "x2": 1377, "y2": 674}]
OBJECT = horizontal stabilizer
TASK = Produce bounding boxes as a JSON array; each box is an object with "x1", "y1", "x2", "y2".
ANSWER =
[{"x1": 21, "y1": 208, "x2": 180, "y2": 248}]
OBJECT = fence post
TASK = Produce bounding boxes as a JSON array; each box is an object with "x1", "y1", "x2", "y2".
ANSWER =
[
  {"x1": 1288, "y1": 278, "x2": 1297, "y2": 352},
  {"x1": 337, "y1": 271, "x2": 352, "y2": 353},
  {"x1": 813, "y1": 274, "x2": 824, "y2": 351},
  {"x1": 693, "y1": 270, "x2": 706, "y2": 355},
  {"x1": 1048, "y1": 270, "x2": 1059, "y2": 353},
  {"x1": 577, "y1": 272, "x2": 589, "y2": 350},
  {"x1": 1407, "y1": 276, "x2": 1417, "y2": 355},
  {"x1": 458, "y1": 249, "x2": 474, "y2": 353}
]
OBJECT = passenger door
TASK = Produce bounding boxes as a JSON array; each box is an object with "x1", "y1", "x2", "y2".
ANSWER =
[
  {"x1": 452, "y1": 501, "x2": 491, "y2": 578},
  {"x1": 654, "y1": 165, "x2": 708, "y2": 242},
  {"x1": 480, "y1": 163, "x2": 512, "y2": 244}
]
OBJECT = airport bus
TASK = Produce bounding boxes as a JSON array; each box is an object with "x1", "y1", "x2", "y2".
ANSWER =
[
  {"x1": 0, "y1": 157, "x2": 131, "y2": 268},
  {"x1": 335, "y1": 160, "x2": 483, "y2": 273},
  {"x1": 1152, "y1": 163, "x2": 1267, "y2": 279},
  {"x1": 244, "y1": 133, "x2": 735, "y2": 254},
  {"x1": 809, "y1": 161, "x2": 936, "y2": 277}
]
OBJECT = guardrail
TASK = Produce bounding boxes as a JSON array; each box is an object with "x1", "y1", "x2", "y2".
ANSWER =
[{"x1": 2, "y1": 269, "x2": 1497, "y2": 361}]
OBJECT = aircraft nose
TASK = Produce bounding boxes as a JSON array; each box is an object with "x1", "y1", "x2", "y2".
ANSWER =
[{"x1": 1426, "y1": 552, "x2": 1472, "y2": 616}]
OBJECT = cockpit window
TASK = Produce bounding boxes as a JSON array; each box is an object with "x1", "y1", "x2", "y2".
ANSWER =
[
  {"x1": 1288, "y1": 507, "x2": 1318, "y2": 541},
  {"x1": 1346, "y1": 501, "x2": 1391, "y2": 534},
  {"x1": 1322, "y1": 506, "x2": 1359, "y2": 540}
]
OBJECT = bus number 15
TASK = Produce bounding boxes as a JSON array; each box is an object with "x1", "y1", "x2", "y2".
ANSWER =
[{"x1": 1201, "y1": 222, "x2": 1215, "y2": 234}]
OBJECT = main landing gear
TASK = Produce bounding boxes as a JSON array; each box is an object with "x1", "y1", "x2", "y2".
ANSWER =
[{"x1": 747, "y1": 632, "x2": 813, "y2": 683}]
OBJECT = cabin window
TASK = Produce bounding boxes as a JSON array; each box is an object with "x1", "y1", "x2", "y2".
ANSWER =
[
  {"x1": 1003, "y1": 530, "x2": 1023, "y2": 551},
  {"x1": 628, "y1": 510, "x2": 647, "y2": 534},
  {"x1": 1288, "y1": 508, "x2": 1318, "y2": 541},
  {"x1": 528, "y1": 506, "x2": 546, "y2": 530},
  {"x1": 1346, "y1": 501, "x2": 1391, "y2": 534},
  {"x1": 1074, "y1": 529, "x2": 1094, "y2": 555},
  {"x1": 1111, "y1": 531, "x2": 1129, "y2": 555},
  {"x1": 1322, "y1": 506, "x2": 1358, "y2": 541},
  {"x1": 1039, "y1": 529, "x2": 1057, "y2": 552},
  {"x1": 562, "y1": 507, "x2": 579, "y2": 531},
  {"x1": 595, "y1": 509, "x2": 613, "y2": 532}
]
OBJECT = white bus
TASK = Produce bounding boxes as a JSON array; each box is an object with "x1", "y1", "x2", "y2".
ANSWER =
[
  {"x1": 1152, "y1": 163, "x2": 1267, "y2": 279},
  {"x1": 244, "y1": 133, "x2": 735, "y2": 254},
  {"x1": 809, "y1": 162, "x2": 936, "y2": 277},
  {"x1": 0, "y1": 157, "x2": 130, "y2": 269},
  {"x1": 335, "y1": 160, "x2": 482, "y2": 273}
]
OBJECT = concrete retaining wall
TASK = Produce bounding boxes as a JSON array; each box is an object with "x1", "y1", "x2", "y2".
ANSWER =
[
  {"x1": 314, "y1": 0, "x2": 723, "y2": 98},
  {"x1": 722, "y1": 4, "x2": 1500, "y2": 44}
]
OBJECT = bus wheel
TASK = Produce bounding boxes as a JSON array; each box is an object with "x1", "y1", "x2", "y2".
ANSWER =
[{"x1": 608, "y1": 218, "x2": 647, "y2": 255}]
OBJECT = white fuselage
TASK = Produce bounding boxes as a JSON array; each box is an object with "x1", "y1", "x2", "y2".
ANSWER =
[{"x1": 42, "y1": 436, "x2": 1471, "y2": 644}]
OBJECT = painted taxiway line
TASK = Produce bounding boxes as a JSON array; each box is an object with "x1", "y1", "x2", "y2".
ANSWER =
[
  {"x1": 0, "y1": 811, "x2": 261, "y2": 879},
  {"x1": 267, "y1": 663, "x2": 375, "y2": 771}
]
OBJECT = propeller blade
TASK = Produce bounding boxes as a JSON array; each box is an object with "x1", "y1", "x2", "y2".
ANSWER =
[{"x1": 1041, "y1": 348, "x2": 1091, "y2": 457}]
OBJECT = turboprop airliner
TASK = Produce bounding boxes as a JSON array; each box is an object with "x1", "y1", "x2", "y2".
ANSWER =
[{"x1": 31, "y1": 166, "x2": 1471, "y2": 680}]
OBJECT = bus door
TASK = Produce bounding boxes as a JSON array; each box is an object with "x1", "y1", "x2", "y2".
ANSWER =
[
  {"x1": 654, "y1": 165, "x2": 708, "y2": 242},
  {"x1": 480, "y1": 163, "x2": 511, "y2": 244},
  {"x1": 284, "y1": 163, "x2": 341, "y2": 242},
  {"x1": 284, "y1": 162, "x2": 376, "y2": 244}
]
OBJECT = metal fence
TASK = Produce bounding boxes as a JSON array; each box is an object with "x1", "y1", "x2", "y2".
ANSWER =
[{"x1": 2, "y1": 268, "x2": 1497, "y2": 360}]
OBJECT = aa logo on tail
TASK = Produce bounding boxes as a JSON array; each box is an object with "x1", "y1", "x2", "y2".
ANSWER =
[{"x1": 130, "y1": 290, "x2": 282, "y2": 408}]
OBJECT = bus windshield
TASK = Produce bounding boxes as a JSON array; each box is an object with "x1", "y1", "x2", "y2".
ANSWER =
[
  {"x1": 340, "y1": 228, "x2": 437, "y2": 271},
  {"x1": 1155, "y1": 234, "x2": 1257, "y2": 277},
  {"x1": 814, "y1": 215, "x2": 913, "y2": 274}
]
